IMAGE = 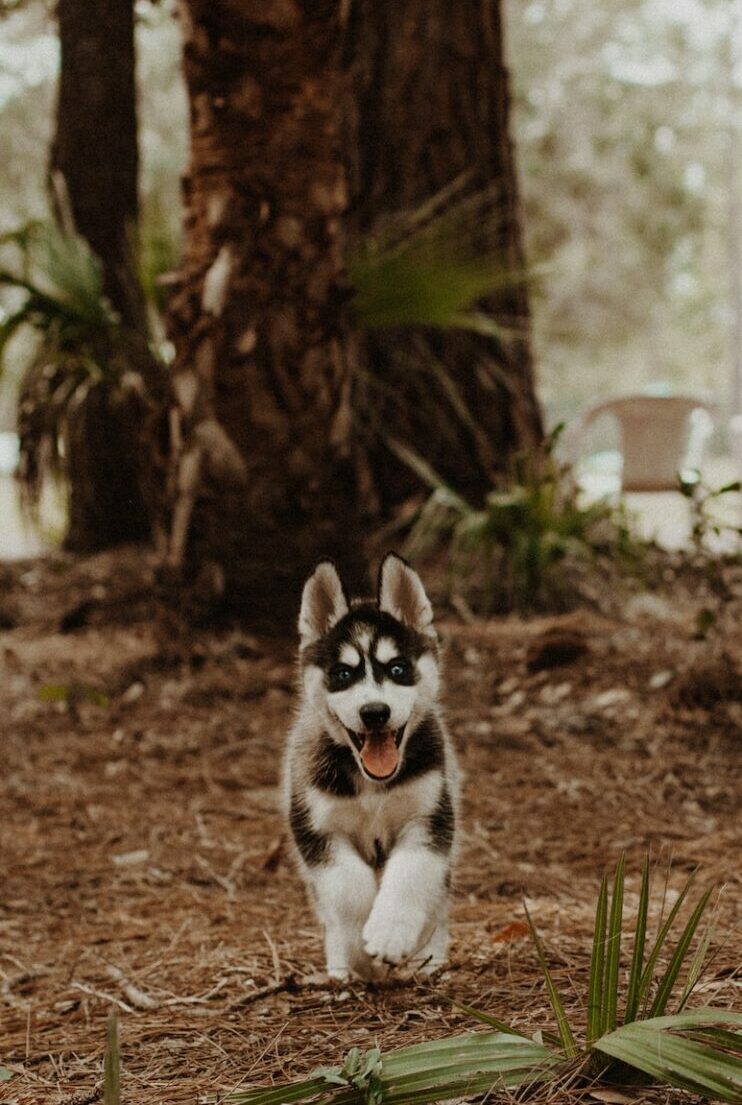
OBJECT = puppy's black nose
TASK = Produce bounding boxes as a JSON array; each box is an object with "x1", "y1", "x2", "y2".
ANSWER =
[{"x1": 360, "y1": 702, "x2": 391, "y2": 730}]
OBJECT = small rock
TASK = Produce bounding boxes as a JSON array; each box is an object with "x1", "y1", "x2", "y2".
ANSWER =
[
  {"x1": 121, "y1": 681, "x2": 145, "y2": 704},
  {"x1": 498, "y1": 676, "x2": 519, "y2": 696},
  {"x1": 112, "y1": 849, "x2": 149, "y2": 867},
  {"x1": 539, "y1": 681, "x2": 572, "y2": 705},
  {"x1": 625, "y1": 593, "x2": 675, "y2": 622},
  {"x1": 104, "y1": 761, "x2": 127, "y2": 779},
  {"x1": 649, "y1": 670, "x2": 674, "y2": 690},
  {"x1": 593, "y1": 688, "x2": 632, "y2": 710}
]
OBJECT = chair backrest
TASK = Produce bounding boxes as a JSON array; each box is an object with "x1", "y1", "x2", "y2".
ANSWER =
[
  {"x1": 567, "y1": 393, "x2": 717, "y2": 492},
  {"x1": 729, "y1": 414, "x2": 742, "y2": 473}
]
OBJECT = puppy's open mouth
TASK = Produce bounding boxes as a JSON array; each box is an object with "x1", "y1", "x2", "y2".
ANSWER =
[{"x1": 346, "y1": 726, "x2": 404, "y2": 780}]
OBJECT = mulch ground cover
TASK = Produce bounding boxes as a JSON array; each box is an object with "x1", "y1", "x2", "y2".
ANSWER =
[{"x1": 0, "y1": 548, "x2": 739, "y2": 1105}]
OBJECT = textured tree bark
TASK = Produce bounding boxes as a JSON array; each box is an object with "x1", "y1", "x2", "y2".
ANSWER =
[
  {"x1": 53, "y1": 0, "x2": 142, "y2": 325},
  {"x1": 50, "y1": 0, "x2": 159, "y2": 552},
  {"x1": 344, "y1": 0, "x2": 543, "y2": 510},
  {"x1": 63, "y1": 385, "x2": 153, "y2": 553},
  {"x1": 167, "y1": 0, "x2": 542, "y2": 627},
  {"x1": 167, "y1": 0, "x2": 365, "y2": 626}
]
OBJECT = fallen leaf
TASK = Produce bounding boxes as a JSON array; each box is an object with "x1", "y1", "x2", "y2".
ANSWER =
[{"x1": 491, "y1": 920, "x2": 529, "y2": 944}]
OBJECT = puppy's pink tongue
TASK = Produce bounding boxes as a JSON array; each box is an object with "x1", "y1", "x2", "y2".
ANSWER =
[{"x1": 361, "y1": 731, "x2": 399, "y2": 778}]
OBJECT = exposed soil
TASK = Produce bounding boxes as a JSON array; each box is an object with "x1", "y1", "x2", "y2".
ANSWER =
[{"x1": 0, "y1": 548, "x2": 740, "y2": 1105}]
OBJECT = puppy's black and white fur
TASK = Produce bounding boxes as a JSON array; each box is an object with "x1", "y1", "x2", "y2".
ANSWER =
[{"x1": 284, "y1": 553, "x2": 459, "y2": 980}]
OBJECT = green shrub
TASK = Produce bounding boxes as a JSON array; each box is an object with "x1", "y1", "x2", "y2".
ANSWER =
[
  {"x1": 401, "y1": 425, "x2": 641, "y2": 612},
  {"x1": 0, "y1": 219, "x2": 164, "y2": 541}
]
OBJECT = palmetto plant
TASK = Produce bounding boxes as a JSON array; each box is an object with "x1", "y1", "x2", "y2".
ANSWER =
[
  {"x1": 218, "y1": 857, "x2": 741, "y2": 1104},
  {"x1": 0, "y1": 219, "x2": 164, "y2": 546},
  {"x1": 348, "y1": 177, "x2": 532, "y2": 507},
  {"x1": 0, "y1": 222, "x2": 130, "y2": 499},
  {"x1": 349, "y1": 176, "x2": 522, "y2": 340},
  {"x1": 400, "y1": 424, "x2": 638, "y2": 612}
]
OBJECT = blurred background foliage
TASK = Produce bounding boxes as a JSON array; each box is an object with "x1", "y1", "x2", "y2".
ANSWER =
[
  {"x1": 0, "y1": 0, "x2": 187, "y2": 432},
  {"x1": 1, "y1": 0, "x2": 739, "y2": 437},
  {"x1": 0, "y1": 0, "x2": 738, "y2": 431},
  {"x1": 505, "y1": 0, "x2": 742, "y2": 572},
  {"x1": 508, "y1": 0, "x2": 739, "y2": 419}
]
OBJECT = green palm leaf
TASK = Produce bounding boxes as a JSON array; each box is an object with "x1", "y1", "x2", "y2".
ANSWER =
[
  {"x1": 635, "y1": 873, "x2": 696, "y2": 1014},
  {"x1": 349, "y1": 180, "x2": 523, "y2": 337},
  {"x1": 595, "y1": 1010, "x2": 742, "y2": 1103},
  {"x1": 624, "y1": 854, "x2": 650, "y2": 1024},
  {"x1": 524, "y1": 903, "x2": 579, "y2": 1058},
  {"x1": 648, "y1": 886, "x2": 713, "y2": 1016},
  {"x1": 603, "y1": 854, "x2": 625, "y2": 1033},
  {"x1": 677, "y1": 916, "x2": 714, "y2": 1013},
  {"x1": 587, "y1": 873, "x2": 608, "y2": 1046},
  {"x1": 221, "y1": 1034, "x2": 560, "y2": 1105},
  {"x1": 452, "y1": 1001, "x2": 529, "y2": 1038}
]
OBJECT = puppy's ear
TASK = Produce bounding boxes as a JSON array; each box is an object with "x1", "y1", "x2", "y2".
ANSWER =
[
  {"x1": 299, "y1": 560, "x2": 349, "y2": 646},
  {"x1": 377, "y1": 553, "x2": 434, "y2": 633}
]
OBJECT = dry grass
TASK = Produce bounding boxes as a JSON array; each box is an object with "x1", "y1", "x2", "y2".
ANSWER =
[{"x1": 0, "y1": 548, "x2": 739, "y2": 1105}]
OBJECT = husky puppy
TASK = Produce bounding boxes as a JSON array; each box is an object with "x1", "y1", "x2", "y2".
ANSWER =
[{"x1": 284, "y1": 553, "x2": 459, "y2": 980}]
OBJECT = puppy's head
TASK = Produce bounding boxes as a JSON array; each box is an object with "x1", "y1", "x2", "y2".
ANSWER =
[{"x1": 298, "y1": 554, "x2": 439, "y2": 783}]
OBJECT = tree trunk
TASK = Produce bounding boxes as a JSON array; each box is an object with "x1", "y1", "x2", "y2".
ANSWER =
[
  {"x1": 166, "y1": 0, "x2": 365, "y2": 627},
  {"x1": 51, "y1": 0, "x2": 161, "y2": 552},
  {"x1": 344, "y1": 0, "x2": 543, "y2": 510},
  {"x1": 53, "y1": 0, "x2": 142, "y2": 325},
  {"x1": 167, "y1": 0, "x2": 542, "y2": 627},
  {"x1": 64, "y1": 385, "x2": 154, "y2": 553}
]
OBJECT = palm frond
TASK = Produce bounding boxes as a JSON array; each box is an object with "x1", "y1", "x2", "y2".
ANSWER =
[
  {"x1": 648, "y1": 886, "x2": 714, "y2": 1016},
  {"x1": 595, "y1": 1010, "x2": 742, "y2": 1103},
  {"x1": 350, "y1": 181, "x2": 524, "y2": 337},
  {"x1": 524, "y1": 903, "x2": 579, "y2": 1058},
  {"x1": 221, "y1": 1034, "x2": 561, "y2": 1105},
  {"x1": 586, "y1": 873, "x2": 608, "y2": 1046},
  {"x1": 624, "y1": 853, "x2": 650, "y2": 1023},
  {"x1": 603, "y1": 853, "x2": 625, "y2": 1034}
]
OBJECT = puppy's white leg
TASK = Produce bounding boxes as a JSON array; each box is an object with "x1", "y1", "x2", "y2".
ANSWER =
[
  {"x1": 311, "y1": 840, "x2": 377, "y2": 980},
  {"x1": 362, "y1": 826, "x2": 450, "y2": 967}
]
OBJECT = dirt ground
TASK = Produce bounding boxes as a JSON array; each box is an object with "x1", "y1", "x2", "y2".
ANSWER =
[{"x1": 0, "y1": 548, "x2": 740, "y2": 1105}]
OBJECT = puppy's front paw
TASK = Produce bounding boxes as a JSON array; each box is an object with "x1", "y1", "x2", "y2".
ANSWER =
[{"x1": 362, "y1": 904, "x2": 428, "y2": 965}]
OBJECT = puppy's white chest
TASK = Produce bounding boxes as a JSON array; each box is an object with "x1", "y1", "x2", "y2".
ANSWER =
[{"x1": 309, "y1": 772, "x2": 441, "y2": 865}]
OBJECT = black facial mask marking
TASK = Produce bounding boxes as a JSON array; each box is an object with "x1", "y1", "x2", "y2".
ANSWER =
[
  {"x1": 302, "y1": 604, "x2": 433, "y2": 693},
  {"x1": 327, "y1": 658, "x2": 365, "y2": 693}
]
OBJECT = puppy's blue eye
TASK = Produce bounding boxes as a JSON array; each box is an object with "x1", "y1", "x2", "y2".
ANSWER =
[
  {"x1": 333, "y1": 665, "x2": 353, "y2": 684},
  {"x1": 389, "y1": 659, "x2": 410, "y2": 681}
]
